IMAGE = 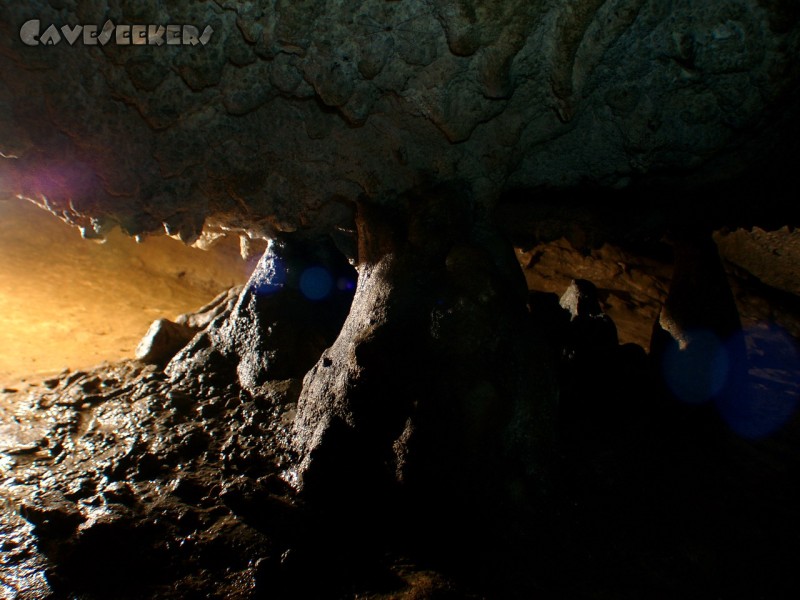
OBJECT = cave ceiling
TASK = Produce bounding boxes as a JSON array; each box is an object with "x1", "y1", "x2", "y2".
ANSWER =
[{"x1": 0, "y1": 0, "x2": 798, "y2": 245}]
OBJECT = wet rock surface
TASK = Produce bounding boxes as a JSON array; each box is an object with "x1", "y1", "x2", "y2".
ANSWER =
[
  {"x1": 0, "y1": 359, "x2": 297, "y2": 599},
  {"x1": 1, "y1": 236, "x2": 799, "y2": 598}
]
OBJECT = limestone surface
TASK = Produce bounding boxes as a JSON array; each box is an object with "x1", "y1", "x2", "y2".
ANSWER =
[{"x1": 1, "y1": 0, "x2": 797, "y2": 241}]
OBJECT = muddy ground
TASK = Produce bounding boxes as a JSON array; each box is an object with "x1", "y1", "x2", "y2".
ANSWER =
[{"x1": 1, "y1": 258, "x2": 799, "y2": 598}]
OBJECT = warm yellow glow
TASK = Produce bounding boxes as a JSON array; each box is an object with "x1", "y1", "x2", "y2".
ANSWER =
[{"x1": 0, "y1": 196, "x2": 255, "y2": 387}]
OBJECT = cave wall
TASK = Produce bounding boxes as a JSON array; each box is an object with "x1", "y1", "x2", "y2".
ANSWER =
[{"x1": 1, "y1": 0, "x2": 798, "y2": 242}]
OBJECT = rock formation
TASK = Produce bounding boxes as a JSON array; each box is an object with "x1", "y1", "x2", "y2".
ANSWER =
[
  {"x1": 1, "y1": 0, "x2": 798, "y2": 242},
  {"x1": 1, "y1": 1, "x2": 800, "y2": 597}
]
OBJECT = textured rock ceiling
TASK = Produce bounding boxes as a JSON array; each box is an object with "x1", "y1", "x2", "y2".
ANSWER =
[{"x1": 0, "y1": 0, "x2": 798, "y2": 243}]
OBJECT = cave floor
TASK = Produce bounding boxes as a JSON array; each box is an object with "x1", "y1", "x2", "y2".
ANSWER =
[
  {"x1": 1, "y1": 349, "x2": 798, "y2": 599},
  {"x1": 0, "y1": 231, "x2": 799, "y2": 597},
  {"x1": 1, "y1": 203, "x2": 799, "y2": 597}
]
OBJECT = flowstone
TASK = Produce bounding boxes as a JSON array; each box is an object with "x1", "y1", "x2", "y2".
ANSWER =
[{"x1": 1, "y1": 0, "x2": 797, "y2": 241}]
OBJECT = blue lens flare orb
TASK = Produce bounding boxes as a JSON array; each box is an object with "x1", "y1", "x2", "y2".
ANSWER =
[
  {"x1": 661, "y1": 329, "x2": 730, "y2": 404},
  {"x1": 300, "y1": 266, "x2": 334, "y2": 300},
  {"x1": 253, "y1": 251, "x2": 287, "y2": 296},
  {"x1": 336, "y1": 276, "x2": 355, "y2": 292},
  {"x1": 717, "y1": 324, "x2": 800, "y2": 439}
]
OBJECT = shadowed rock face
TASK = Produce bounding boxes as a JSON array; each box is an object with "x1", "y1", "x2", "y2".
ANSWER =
[
  {"x1": 166, "y1": 236, "x2": 358, "y2": 394},
  {"x1": 1, "y1": 0, "x2": 798, "y2": 242},
  {"x1": 291, "y1": 196, "x2": 557, "y2": 508}
]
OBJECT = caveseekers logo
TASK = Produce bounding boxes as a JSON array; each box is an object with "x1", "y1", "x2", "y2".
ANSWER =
[{"x1": 19, "y1": 19, "x2": 214, "y2": 46}]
